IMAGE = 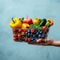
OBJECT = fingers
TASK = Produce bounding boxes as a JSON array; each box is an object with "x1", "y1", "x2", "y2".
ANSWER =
[
  {"x1": 28, "y1": 41, "x2": 47, "y2": 46},
  {"x1": 28, "y1": 38, "x2": 53, "y2": 46},
  {"x1": 28, "y1": 39, "x2": 60, "y2": 47},
  {"x1": 28, "y1": 42, "x2": 44, "y2": 46}
]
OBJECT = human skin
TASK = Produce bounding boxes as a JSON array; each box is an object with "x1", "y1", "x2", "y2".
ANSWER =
[{"x1": 28, "y1": 39, "x2": 60, "y2": 47}]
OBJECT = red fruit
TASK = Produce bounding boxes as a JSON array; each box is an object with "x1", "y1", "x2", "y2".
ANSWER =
[
  {"x1": 42, "y1": 29, "x2": 48, "y2": 33},
  {"x1": 13, "y1": 34, "x2": 18, "y2": 41},
  {"x1": 23, "y1": 29, "x2": 27, "y2": 32},
  {"x1": 21, "y1": 32, "x2": 25, "y2": 35},
  {"x1": 25, "y1": 38, "x2": 31, "y2": 42},
  {"x1": 25, "y1": 38, "x2": 28, "y2": 42},
  {"x1": 31, "y1": 29, "x2": 35, "y2": 33},
  {"x1": 42, "y1": 26, "x2": 48, "y2": 33},
  {"x1": 13, "y1": 37, "x2": 18, "y2": 41},
  {"x1": 23, "y1": 18, "x2": 27, "y2": 23},
  {"x1": 23, "y1": 29, "x2": 27, "y2": 34},
  {"x1": 18, "y1": 34, "x2": 22, "y2": 39},
  {"x1": 13, "y1": 34, "x2": 18, "y2": 37},
  {"x1": 27, "y1": 18, "x2": 33, "y2": 24},
  {"x1": 24, "y1": 32, "x2": 26, "y2": 34},
  {"x1": 36, "y1": 38, "x2": 43, "y2": 43},
  {"x1": 12, "y1": 29, "x2": 18, "y2": 33},
  {"x1": 27, "y1": 38, "x2": 31, "y2": 42},
  {"x1": 18, "y1": 29, "x2": 22, "y2": 33},
  {"x1": 42, "y1": 26, "x2": 47, "y2": 30},
  {"x1": 23, "y1": 18, "x2": 33, "y2": 24}
]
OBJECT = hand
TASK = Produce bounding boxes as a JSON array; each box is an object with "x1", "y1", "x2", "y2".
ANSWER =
[{"x1": 28, "y1": 39, "x2": 53, "y2": 46}]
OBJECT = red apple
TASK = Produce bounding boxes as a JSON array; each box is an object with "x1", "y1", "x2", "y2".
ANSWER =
[{"x1": 23, "y1": 18, "x2": 33, "y2": 24}]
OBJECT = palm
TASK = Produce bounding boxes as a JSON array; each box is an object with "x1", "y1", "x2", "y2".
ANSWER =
[{"x1": 28, "y1": 39, "x2": 53, "y2": 46}]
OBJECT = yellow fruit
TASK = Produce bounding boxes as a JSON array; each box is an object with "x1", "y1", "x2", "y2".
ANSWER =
[
  {"x1": 9, "y1": 18, "x2": 22, "y2": 28},
  {"x1": 33, "y1": 18, "x2": 40, "y2": 24},
  {"x1": 47, "y1": 18, "x2": 54, "y2": 26},
  {"x1": 21, "y1": 23, "x2": 30, "y2": 29}
]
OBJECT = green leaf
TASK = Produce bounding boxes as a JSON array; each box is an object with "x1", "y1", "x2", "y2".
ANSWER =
[
  {"x1": 39, "y1": 19, "x2": 42, "y2": 23},
  {"x1": 30, "y1": 24, "x2": 36, "y2": 29},
  {"x1": 21, "y1": 17, "x2": 24, "y2": 20},
  {"x1": 30, "y1": 24, "x2": 42, "y2": 29}
]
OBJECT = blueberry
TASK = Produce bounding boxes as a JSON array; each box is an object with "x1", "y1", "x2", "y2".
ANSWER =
[
  {"x1": 30, "y1": 36, "x2": 38, "y2": 42},
  {"x1": 38, "y1": 34, "x2": 41, "y2": 38},
  {"x1": 41, "y1": 33, "x2": 45, "y2": 38},
  {"x1": 25, "y1": 32, "x2": 28, "y2": 35},
  {"x1": 27, "y1": 33, "x2": 31, "y2": 37},
  {"x1": 32, "y1": 34, "x2": 36, "y2": 37},
  {"x1": 36, "y1": 31, "x2": 42, "y2": 35},
  {"x1": 39, "y1": 31, "x2": 42, "y2": 34},
  {"x1": 35, "y1": 34, "x2": 38, "y2": 37},
  {"x1": 26, "y1": 32, "x2": 30, "y2": 37},
  {"x1": 27, "y1": 29, "x2": 31, "y2": 33},
  {"x1": 30, "y1": 37, "x2": 34, "y2": 41},
  {"x1": 32, "y1": 40, "x2": 36, "y2": 42},
  {"x1": 34, "y1": 37, "x2": 38, "y2": 40},
  {"x1": 44, "y1": 34, "x2": 48, "y2": 38},
  {"x1": 36, "y1": 32, "x2": 39, "y2": 35},
  {"x1": 30, "y1": 36, "x2": 36, "y2": 40},
  {"x1": 30, "y1": 33, "x2": 33, "y2": 37},
  {"x1": 32, "y1": 37, "x2": 38, "y2": 42}
]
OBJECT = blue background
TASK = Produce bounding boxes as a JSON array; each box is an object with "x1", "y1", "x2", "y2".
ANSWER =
[{"x1": 0, "y1": 0, "x2": 60, "y2": 60}]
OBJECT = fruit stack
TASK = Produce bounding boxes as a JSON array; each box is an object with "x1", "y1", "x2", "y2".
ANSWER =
[{"x1": 9, "y1": 17, "x2": 54, "y2": 43}]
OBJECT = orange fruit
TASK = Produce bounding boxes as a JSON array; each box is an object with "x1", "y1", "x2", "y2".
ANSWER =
[
  {"x1": 47, "y1": 18, "x2": 54, "y2": 26},
  {"x1": 33, "y1": 18, "x2": 40, "y2": 24},
  {"x1": 21, "y1": 23, "x2": 30, "y2": 29}
]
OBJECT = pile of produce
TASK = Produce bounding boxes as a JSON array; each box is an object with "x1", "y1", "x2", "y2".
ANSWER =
[{"x1": 9, "y1": 17, "x2": 54, "y2": 43}]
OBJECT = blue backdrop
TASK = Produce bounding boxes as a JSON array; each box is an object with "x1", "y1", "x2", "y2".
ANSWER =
[{"x1": 0, "y1": 0, "x2": 60, "y2": 60}]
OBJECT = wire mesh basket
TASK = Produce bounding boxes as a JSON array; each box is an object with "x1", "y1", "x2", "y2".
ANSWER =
[
  {"x1": 12, "y1": 27, "x2": 49, "y2": 43},
  {"x1": 9, "y1": 18, "x2": 54, "y2": 43}
]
